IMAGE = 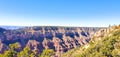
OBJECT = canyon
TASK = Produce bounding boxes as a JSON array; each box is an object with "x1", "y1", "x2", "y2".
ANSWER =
[{"x1": 0, "y1": 26, "x2": 105, "y2": 57}]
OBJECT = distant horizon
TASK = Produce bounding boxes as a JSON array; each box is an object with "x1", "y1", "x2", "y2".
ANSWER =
[
  {"x1": 0, "y1": 0, "x2": 120, "y2": 27},
  {"x1": 0, "y1": 24, "x2": 118, "y2": 27}
]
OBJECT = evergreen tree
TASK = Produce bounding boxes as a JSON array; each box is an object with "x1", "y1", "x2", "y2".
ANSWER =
[
  {"x1": 39, "y1": 48, "x2": 55, "y2": 57},
  {"x1": 17, "y1": 46, "x2": 35, "y2": 57}
]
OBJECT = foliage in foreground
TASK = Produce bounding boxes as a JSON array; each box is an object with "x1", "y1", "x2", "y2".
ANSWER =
[
  {"x1": 62, "y1": 26, "x2": 120, "y2": 57},
  {"x1": 0, "y1": 43, "x2": 54, "y2": 57}
]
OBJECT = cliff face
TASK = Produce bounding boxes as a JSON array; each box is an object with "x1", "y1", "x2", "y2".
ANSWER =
[
  {"x1": 61, "y1": 25, "x2": 120, "y2": 57},
  {"x1": 0, "y1": 26, "x2": 103, "y2": 56}
]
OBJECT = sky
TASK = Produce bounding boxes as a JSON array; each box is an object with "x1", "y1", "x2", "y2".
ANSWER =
[{"x1": 0, "y1": 0, "x2": 120, "y2": 27}]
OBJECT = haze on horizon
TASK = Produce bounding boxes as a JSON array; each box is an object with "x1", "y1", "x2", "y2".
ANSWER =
[{"x1": 0, "y1": 0, "x2": 120, "y2": 27}]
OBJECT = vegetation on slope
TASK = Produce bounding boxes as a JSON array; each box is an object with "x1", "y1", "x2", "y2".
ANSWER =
[
  {"x1": 62, "y1": 25, "x2": 120, "y2": 57},
  {"x1": 0, "y1": 44, "x2": 54, "y2": 57}
]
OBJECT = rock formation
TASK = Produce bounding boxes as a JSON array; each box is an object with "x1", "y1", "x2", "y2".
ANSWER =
[{"x1": 0, "y1": 26, "x2": 104, "y2": 56}]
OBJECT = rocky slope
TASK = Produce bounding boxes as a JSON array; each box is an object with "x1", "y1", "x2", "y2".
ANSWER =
[
  {"x1": 62, "y1": 25, "x2": 120, "y2": 57},
  {"x1": 0, "y1": 26, "x2": 104, "y2": 56}
]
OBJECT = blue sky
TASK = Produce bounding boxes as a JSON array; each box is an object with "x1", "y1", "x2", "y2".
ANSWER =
[{"x1": 0, "y1": 0, "x2": 120, "y2": 27}]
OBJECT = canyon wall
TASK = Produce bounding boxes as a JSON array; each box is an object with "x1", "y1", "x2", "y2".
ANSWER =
[{"x1": 0, "y1": 26, "x2": 104, "y2": 56}]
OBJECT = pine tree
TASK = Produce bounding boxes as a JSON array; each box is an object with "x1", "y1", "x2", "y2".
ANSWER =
[{"x1": 39, "y1": 48, "x2": 55, "y2": 57}]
